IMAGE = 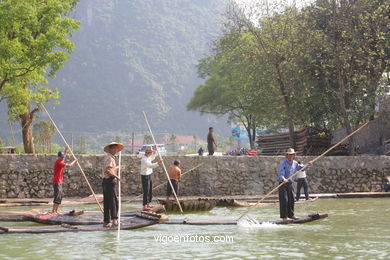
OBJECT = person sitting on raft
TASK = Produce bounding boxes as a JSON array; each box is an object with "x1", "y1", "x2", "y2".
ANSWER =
[
  {"x1": 166, "y1": 160, "x2": 181, "y2": 201},
  {"x1": 52, "y1": 146, "x2": 77, "y2": 214},
  {"x1": 278, "y1": 148, "x2": 312, "y2": 221},
  {"x1": 102, "y1": 142, "x2": 123, "y2": 227},
  {"x1": 140, "y1": 145, "x2": 162, "y2": 211}
]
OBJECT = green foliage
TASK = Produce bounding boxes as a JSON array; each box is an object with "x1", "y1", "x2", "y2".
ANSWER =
[
  {"x1": 189, "y1": 0, "x2": 389, "y2": 151},
  {"x1": 75, "y1": 136, "x2": 86, "y2": 154},
  {"x1": 0, "y1": 0, "x2": 80, "y2": 111},
  {"x1": 0, "y1": 0, "x2": 80, "y2": 153},
  {"x1": 188, "y1": 31, "x2": 283, "y2": 148},
  {"x1": 143, "y1": 132, "x2": 153, "y2": 144},
  {"x1": 33, "y1": 120, "x2": 55, "y2": 153}
]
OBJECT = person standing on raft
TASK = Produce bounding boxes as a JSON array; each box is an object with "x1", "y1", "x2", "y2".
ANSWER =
[
  {"x1": 278, "y1": 148, "x2": 312, "y2": 221},
  {"x1": 52, "y1": 146, "x2": 77, "y2": 214},
  {"x1": 295, "y1": 161, "x2": 310, "y2": 201},
  {"x1": 102, "y1": 142, "x2": 123, "y2": 227},
  {"x1": 166, "y1": 160, "x2": 181, "y2": 201},
  {"x1": 140, "y1": 145, "x2": 161, "y2": 211}
]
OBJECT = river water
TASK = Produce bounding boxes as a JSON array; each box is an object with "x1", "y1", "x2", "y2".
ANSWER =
[{"x1": 1, "y1": 198, "x2": 389, "y2": 259}]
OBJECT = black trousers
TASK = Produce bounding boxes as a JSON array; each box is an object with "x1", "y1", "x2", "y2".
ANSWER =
[
  {"x1": 278, "y1": 182, "x2": 295, "y2": 218},
  {"x1": 102, "y1": 178, "x2": 118, "y2": 224},
  {"x1": 207, "y1": 143, "x2": 214, "y2": 155},
  {"x1": 53, "y1": 184, "x2": 63, "y2": 204},
  {"x1": 166, "y1": 179, "x2": 179, "y2": 197},
  {"x1": 141, "y1": 175, "x2": 152, "y2": 206}
]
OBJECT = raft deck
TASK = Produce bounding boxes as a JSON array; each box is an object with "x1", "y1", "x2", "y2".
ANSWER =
[
  {"x1": 163, "y1": 213, "x2": 328, "y2": 225},
  {"x1": 0, "y1": 205, "x2": 165, "y2": 225},
  {"x1": 0, "y1": 213, "x2": 328, "y2": 234},
  {"x1": 0, "y1": 217, "x2": 158, "y2": 234}
]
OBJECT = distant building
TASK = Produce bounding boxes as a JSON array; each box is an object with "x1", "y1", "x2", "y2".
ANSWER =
[
  {"x1": 164, "y1": 135, "x2": 206, "y2": 153},
  {"x1": 124, "y1": 139, "x2": 144, "y2": 154}
]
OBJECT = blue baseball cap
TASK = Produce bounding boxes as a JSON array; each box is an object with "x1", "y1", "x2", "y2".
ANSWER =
[{"x1": 57, "y1": 151, "x2": 65, "y2": 158}]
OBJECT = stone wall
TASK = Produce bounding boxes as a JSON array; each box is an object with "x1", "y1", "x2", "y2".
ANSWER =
[{"x1": 0, "y1": 154, "x2": 389, "y2": 198}]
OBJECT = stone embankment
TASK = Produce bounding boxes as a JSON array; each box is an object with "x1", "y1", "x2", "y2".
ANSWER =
[{"x1": 0, "y1": 154, "x2": 389, "y2": 198}]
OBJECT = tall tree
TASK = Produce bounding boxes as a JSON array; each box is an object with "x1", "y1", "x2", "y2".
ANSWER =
[
  {"x1": 143, "y1": 133, "x2": 153, "y2": 144},
  {"x1": 188, "y1": 31, "x2": 283, "y2": 149},
  {"x1": 298, "y1": 0, "x2": 389, "y2": 154},
  {"x1": 0, "y1": 0, "x2": 79, "y2": 153},
  {"x1": 33, "y1": 120, "x2": 55, "y2": 153},
  {"x1": 169, "y1": 134, "x2": 177, "y2": 153},
  {"x1": 225, "y1": 2, "x2": 308, "y2": 148}
]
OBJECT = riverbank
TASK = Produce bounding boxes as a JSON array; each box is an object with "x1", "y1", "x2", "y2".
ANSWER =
[{"x1": 1, "y1": 154, "x2": 389, "y2": 198}]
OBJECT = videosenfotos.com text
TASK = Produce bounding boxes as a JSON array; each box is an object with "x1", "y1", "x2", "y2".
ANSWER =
[{"x1": 154, "y1": 234, "x2": 234, "y2": 244}]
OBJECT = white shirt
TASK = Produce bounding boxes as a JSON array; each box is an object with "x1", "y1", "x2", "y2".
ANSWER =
[
  {"x1": 296, "y1": 170, "x2": 307, "y2": 179},
  {"x1": 140, "y1": 155, "x2": 158, "y2": 175},
  {"x1": 102, "y1": 153, "x2": 116, "y2": 179}
]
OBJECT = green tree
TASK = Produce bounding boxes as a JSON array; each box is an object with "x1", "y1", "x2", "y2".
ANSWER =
[
  {"x1": 143, "y1": 132, "x2": 153, "y2": 144},
  {"x1": 33, "y1": 120, "x2": 55, "y2": 153},
  {"x1": 297, "y1": 0, "x2": 389, "y2": 153},
  {"x1": 75, "y1": 136, "x2": 86, "y2": 154},
  {"x1": 169, "y1": 134, "x2": 177, "y2": 153},
  {"x1": 226, "y1": 2, "x2": 306, "y2": 148},
  {"x1": 188, "y1": 30, "x2": 282, "y2": 149},
  {"x1": 0, "y1": 0, "x2": 80, "y2": 153},
  {"x1": 193, "y1": 135, "x2": 198, "y2": 152}
]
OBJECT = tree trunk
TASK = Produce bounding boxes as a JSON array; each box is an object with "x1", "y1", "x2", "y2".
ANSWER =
[
  {"x1": 338, "y1": 71, "x2": 354, "y2": 155},
  {"x1": 251, "y1": 127, "x2": 256, "y2": 150},
  {"x1": 247, "y1": 127, "x2": 255, "y2": 150},
  {"x1": 20, "y1": 111, "x2": 35, "y2": 154},
  {"x1": 275, "y1": 63, "x2": 295, "y2": 148},
  {"x1": 242, "y1": 115, "x2": 257, "y2": 150}
]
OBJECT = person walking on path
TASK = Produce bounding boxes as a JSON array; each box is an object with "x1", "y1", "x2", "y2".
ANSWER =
[
  {"x1": 52, "y1": 146, "x2": 77, "y2": 214},
  {"x1": 102, "y1": 142, "x2": 123, "y2": 227},
  {"x1": 278, "y1": 148, "x2": 311, "y2": 221},
  {"x1": 295, "y1": 161, "x2": 310, "y2": 201},
  {"x1": 207, "y1": 127, "x2": 217, "y2": 156},
  {"x1": 166, "y1": 160, "x2": 182, "y2": 201},
  {"x1": 140, "y1": 145, "x2": 162, "y2": 210}
]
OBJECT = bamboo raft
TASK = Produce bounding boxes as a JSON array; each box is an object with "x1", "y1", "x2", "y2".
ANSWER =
[
  {"x1": 0, "y1": 213, "x2": 328, "y2": 234},
  {"x1": 0, "y1": 217, "x2": 160, "y2": 234},
  {"x1": 158, "y1": 197, "x2": 318, "y2": 211},
  {"x1": 158, "y1": 198, "x2": 218, "y2": 212},
  {"x1": 164, "y1": 213, "x2": 328, "y2": 225},
  {"x1": 0, "y1": 207, "x2": 165, "y2": 234},
  {"x1": 0, "y1": 205, "x2": 165, "y2": 225}
]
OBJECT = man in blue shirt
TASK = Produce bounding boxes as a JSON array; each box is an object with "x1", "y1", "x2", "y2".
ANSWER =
[{"x1": 278, "y1": 148, "x2": 312, "y2": 221}]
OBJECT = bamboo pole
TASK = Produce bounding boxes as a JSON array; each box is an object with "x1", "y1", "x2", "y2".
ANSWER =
[
  {"x1": 238, "y1": 121, "x2": 369, "y2": 221},
  {"x1": 40, "y1": 104, "x2": 103, "y2": 213},
  {"x1": 143, "y1": 111, "x2": 183, "y2": 213},
  {"x1": 117, "y1": 151, "x2": 122, "y2": 235}
]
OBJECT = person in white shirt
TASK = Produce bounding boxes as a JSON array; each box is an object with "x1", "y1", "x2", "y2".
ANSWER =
[
  {"x1": 295, "y1": 161, "x2": 310, "y2": 201},
  {"x1": 140, "y1": 145, "x2": 161, "y2": 210}
]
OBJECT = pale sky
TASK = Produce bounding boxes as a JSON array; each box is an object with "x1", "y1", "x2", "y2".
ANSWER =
[{"x1": 235, "y1": 0, "x2": 316, "y2": 9}]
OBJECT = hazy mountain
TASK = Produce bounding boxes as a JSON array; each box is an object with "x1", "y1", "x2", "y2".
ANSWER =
[{"x1": 40, "y1": 0, "x2": 230, "y2": 141}]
